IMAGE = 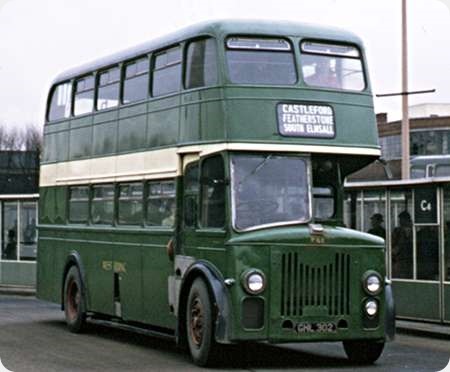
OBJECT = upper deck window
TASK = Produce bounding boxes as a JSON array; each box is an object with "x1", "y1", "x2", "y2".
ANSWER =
[
  {"x1": 152, "y1": 46, "x2": 182, "y2": 96},
  {"x1": 185, "y1": 38, "x2": 218, "y2": 89},
  {"x1": 300, "y1": 41, "x2": 365, "y2": 91},
  {"x1": 225, "y1": 37, "x2": 297, "y2": 85},
  {"x1": 74, "y1": 75, "x2": 95, "y2": 116},
  {"x1": 48, "y1": 82, "x2": 72, "y2": 122},
  {"x1": 123, "y1": 57, "x2": 149, "y2": 103},
  {"x1": 97, "y1": 66, "x2": 120, "y2": 110}
]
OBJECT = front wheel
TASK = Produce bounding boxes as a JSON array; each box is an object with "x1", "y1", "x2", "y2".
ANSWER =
[
  {"x1": 343, "y1": 340, "x2": 385, "y2": 364},
  {"x1": 64, "y1": 266, "x2": 86, "y2": 333},
  {"x1": 186, "y1": 278, "x2": 218, "y2": 366}
]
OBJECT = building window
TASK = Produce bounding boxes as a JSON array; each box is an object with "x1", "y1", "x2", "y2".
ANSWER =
[
  {"x1": 152, "y1": 46, "x2": 182, "y2": 96},
  {"x1": 380, "y1": 135, "x2": 401, "y2": 160},
  {"x1": 1, "y1": 202, "x2": 18, "y2": 260},
  {"x1": 92, "y1": 184, "x2": 115, "y2": 225},
  {"x1": 390, "y1": 190, "x2": 413, "y2": 279},
  {"x1": 1, "y1": 200, "x2": 38, "y2": 262},
  {"x1": 74, "y1": 75, "x2": 95, "y2": 116},
  {"x1": 118, "y1": 183, "x2": 143, "y2": 225},
  {"x1": 69, "y1": 186, "x2": 89, "y2": 223},
  {"x1": 19, "y1": 202, "x2": 37, "y2": 261},
  {"x1": 123, "y1": 57, "x2": 149, "y2": 103},
  {"x1": 147, "y1": 180, "x2": 175, "y2": 227},
  {"x1": 48, "y1": 82, "x2": 72, "y2": 121},
  {"x1": 411, "y1": 130, "x2": 446, "y2": 156},
  {"x1": 185, "y1": 38, "x2": 218, "y2": 89},
  {"x1": 97, "y1": 67, "x2": 120, "y2": 110}
]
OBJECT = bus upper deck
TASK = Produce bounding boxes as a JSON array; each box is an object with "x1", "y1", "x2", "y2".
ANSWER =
[{"x1": 42, "y1": 20, "x2": 379, "y2": 179}]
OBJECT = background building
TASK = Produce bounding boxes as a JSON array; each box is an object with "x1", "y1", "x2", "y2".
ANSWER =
[{"x1": 349, "y1": 103, "x2": 450, "y2": 181}]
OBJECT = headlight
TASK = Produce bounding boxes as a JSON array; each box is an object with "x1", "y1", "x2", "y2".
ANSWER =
[
  {"x1": 242, "y1": 270, "x2": 266, "y2": 295},
  {"x1": 364, "y1": 299, "x2": 378, "y2": 317},
  {"x1": 363, "y1": 273, "x2": 382, "y2": 295}
]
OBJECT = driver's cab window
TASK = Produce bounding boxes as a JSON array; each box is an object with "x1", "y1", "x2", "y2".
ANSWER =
[
  {"x1": 200, "y1": 155, "x2": 225, "y2": 228},
  {"x1": 312, "y1": 158, "x2": 337, "y2": 221},
  {"x1": 183, "y1": 162, "x2": 199, "y2": 228}
]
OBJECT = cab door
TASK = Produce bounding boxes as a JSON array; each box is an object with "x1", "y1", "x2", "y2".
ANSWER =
[{"x1": 179, "y1": 155, "x2": 227, "y2": 261}]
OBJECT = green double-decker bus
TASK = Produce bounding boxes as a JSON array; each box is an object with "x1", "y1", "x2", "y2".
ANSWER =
[{"x1": 37, "y1": 20, "x2": 394, "y2": 366}]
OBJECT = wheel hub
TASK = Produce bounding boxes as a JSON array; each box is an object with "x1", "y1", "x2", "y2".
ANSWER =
[
  {"x1": 67, "y1": 280, "x2": 80, "y2": 321},
  {"x1": 190, "y1": 297, "x2": 204, "y2": 346}
]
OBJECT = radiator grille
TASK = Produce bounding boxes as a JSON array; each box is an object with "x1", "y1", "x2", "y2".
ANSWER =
[{"x1": 280, "y1": 252, "x2": 350, "y2": 317}]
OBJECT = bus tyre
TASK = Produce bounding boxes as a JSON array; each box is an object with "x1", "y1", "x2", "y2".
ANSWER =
[
  {"x1": 186, "y1": 278, "x2": 218, "y2": 366},
  {"x1": 343, "y1": 340, "x2": 384, "y2": 364},
  {"x1": 64, "y1": 266, "x2": 86, "y2": 333}
]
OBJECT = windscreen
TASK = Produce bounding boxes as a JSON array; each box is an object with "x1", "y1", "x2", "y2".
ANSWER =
[
  {"x1": 226, "y1": 37, "x2": 297, "y2": 85},
  {"x1": 231, "y1": 154, "x2": 310, "y2": 231},
  {"x1": 301, "y1": 41, "x2": 365, "y2": 91}
]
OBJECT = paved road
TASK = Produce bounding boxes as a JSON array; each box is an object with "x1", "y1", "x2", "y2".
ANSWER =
[{"x1": 0, "y1": 295, "x2": 448, "y2": 371}]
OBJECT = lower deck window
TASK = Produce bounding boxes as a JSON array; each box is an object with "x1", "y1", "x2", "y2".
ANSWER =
[
  {"x1": 69, "y1": 186, "x2": 89, "y2": 223},
  {"x1": 118, "y1": 183, "x2": 143, "y2": 225},
  {"x1": 147, "y1": 181, "x2": 175, "y2": 227},
  {"x1": 92, "y1": 184, "x2": 115, "y2": 225}
]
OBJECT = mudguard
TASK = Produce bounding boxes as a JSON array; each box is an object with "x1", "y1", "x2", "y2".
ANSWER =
[
  {"x1": 61, "y1": 251, "x2": 88, "y2": 311},
  {"x1": 178, "y1": 260, "x2": 233, "y2": 344},
  {"x1": 385, "y1": 283, "x2": 395, "y2": 341}
]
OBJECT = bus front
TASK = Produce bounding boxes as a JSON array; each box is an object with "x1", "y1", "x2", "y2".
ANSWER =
[
  {"x1": 180, "y1": 27, "x2": 394, "y2": 366},
  {"x1": 225, "y1": 152, "x2": 394, "y2": 360}
]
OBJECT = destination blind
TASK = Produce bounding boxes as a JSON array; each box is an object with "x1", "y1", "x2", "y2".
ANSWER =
[{"x1": 277, "y1": 103, "x2": 335, "y2": 138}]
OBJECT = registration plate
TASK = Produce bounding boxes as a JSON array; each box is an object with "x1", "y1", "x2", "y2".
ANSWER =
[{"x1": 296, "y1": 322, "x2": 337, "y2": 334}]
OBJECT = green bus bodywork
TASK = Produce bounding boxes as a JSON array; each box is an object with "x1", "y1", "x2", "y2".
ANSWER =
[{"x1": 37, "y1": 20, "x2": 394, "y2": 366}]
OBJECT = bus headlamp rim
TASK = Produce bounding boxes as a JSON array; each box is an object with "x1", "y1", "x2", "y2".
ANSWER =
[
  {"x1": 363, "y1": 272, "x2": 382, "y2": 295},
  {"x1": 241, "y1": 270, "x2": 266, "y2": 295},
  {"x1": 364, "y1": 299, "x2": 378, "y2": 317}
]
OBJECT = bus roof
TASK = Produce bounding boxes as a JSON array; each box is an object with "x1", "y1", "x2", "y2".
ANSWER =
[{"x1": 52, "y1": 19, "x2": 364, "y2": 84}]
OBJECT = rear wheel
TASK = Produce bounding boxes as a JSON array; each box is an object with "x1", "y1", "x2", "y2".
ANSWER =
[
  {"x1": 64, "y1": 266, "x2": 86, "y2": 333},
  {"x1": 186, "y1": 278, "x2": 218, "y2": 366},
  {"x1": 343, "y1": 340, "x2": 385, "y2": 364}
]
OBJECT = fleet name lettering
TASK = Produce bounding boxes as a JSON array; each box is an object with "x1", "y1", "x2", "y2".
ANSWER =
[{"x1": 277, "y1": 103, "x2": 335, "y2": 138}]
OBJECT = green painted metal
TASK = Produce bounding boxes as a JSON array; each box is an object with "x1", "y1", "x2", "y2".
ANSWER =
[
  {"x1": 38, "y1": 20, "x2": 388, "y2": 346},
  {"x1": 0, "y1": 262, "x2": 36, "y2": 286},
  {"x1": 444, "y1": 284, "x2": 450, "y2": 322},
  {"x1": 393, "y1": 281, "x2": 440, "y2": 321}
]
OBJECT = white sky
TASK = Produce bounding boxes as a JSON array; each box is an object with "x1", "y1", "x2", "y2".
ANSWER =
[{"x1": 0, "y1": 0, "x2": 449, "y2": 128}]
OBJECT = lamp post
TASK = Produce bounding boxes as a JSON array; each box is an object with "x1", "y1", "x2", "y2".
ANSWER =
[
  {"x1": 377, "y1": 1, "x2": 434, "y2": 180},
  {"x1": 401, "y1": 0, "x2": 410, "y2": 179}
]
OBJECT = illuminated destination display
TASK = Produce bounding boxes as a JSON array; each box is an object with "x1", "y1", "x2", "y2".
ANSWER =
[{"x1": 277, "y1": 103, "x2": 335, "y2": 138}]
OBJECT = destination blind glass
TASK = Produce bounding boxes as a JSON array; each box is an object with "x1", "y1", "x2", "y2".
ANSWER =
[{"x1": 277, "y1": 103, "x2": 335, "y2": 138}]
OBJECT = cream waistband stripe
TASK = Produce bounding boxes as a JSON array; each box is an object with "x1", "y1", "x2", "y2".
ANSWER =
[{"x1": 40, "y1": 143, "x2": 380, "y2": 187}]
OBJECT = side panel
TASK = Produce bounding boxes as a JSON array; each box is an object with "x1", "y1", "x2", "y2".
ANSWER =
[
  {"x1": 179, "y1": 88, "x2": 225, "y2": 143},
  {"x1": 37, "y1": 186, "x2": 68, "y2": 302},
  {"x1": 393, "y1": 281, "x2": 440, "y2": 321},
  {"x1": 141, "y1": 236, "x2": 177, "y2": 328}
]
